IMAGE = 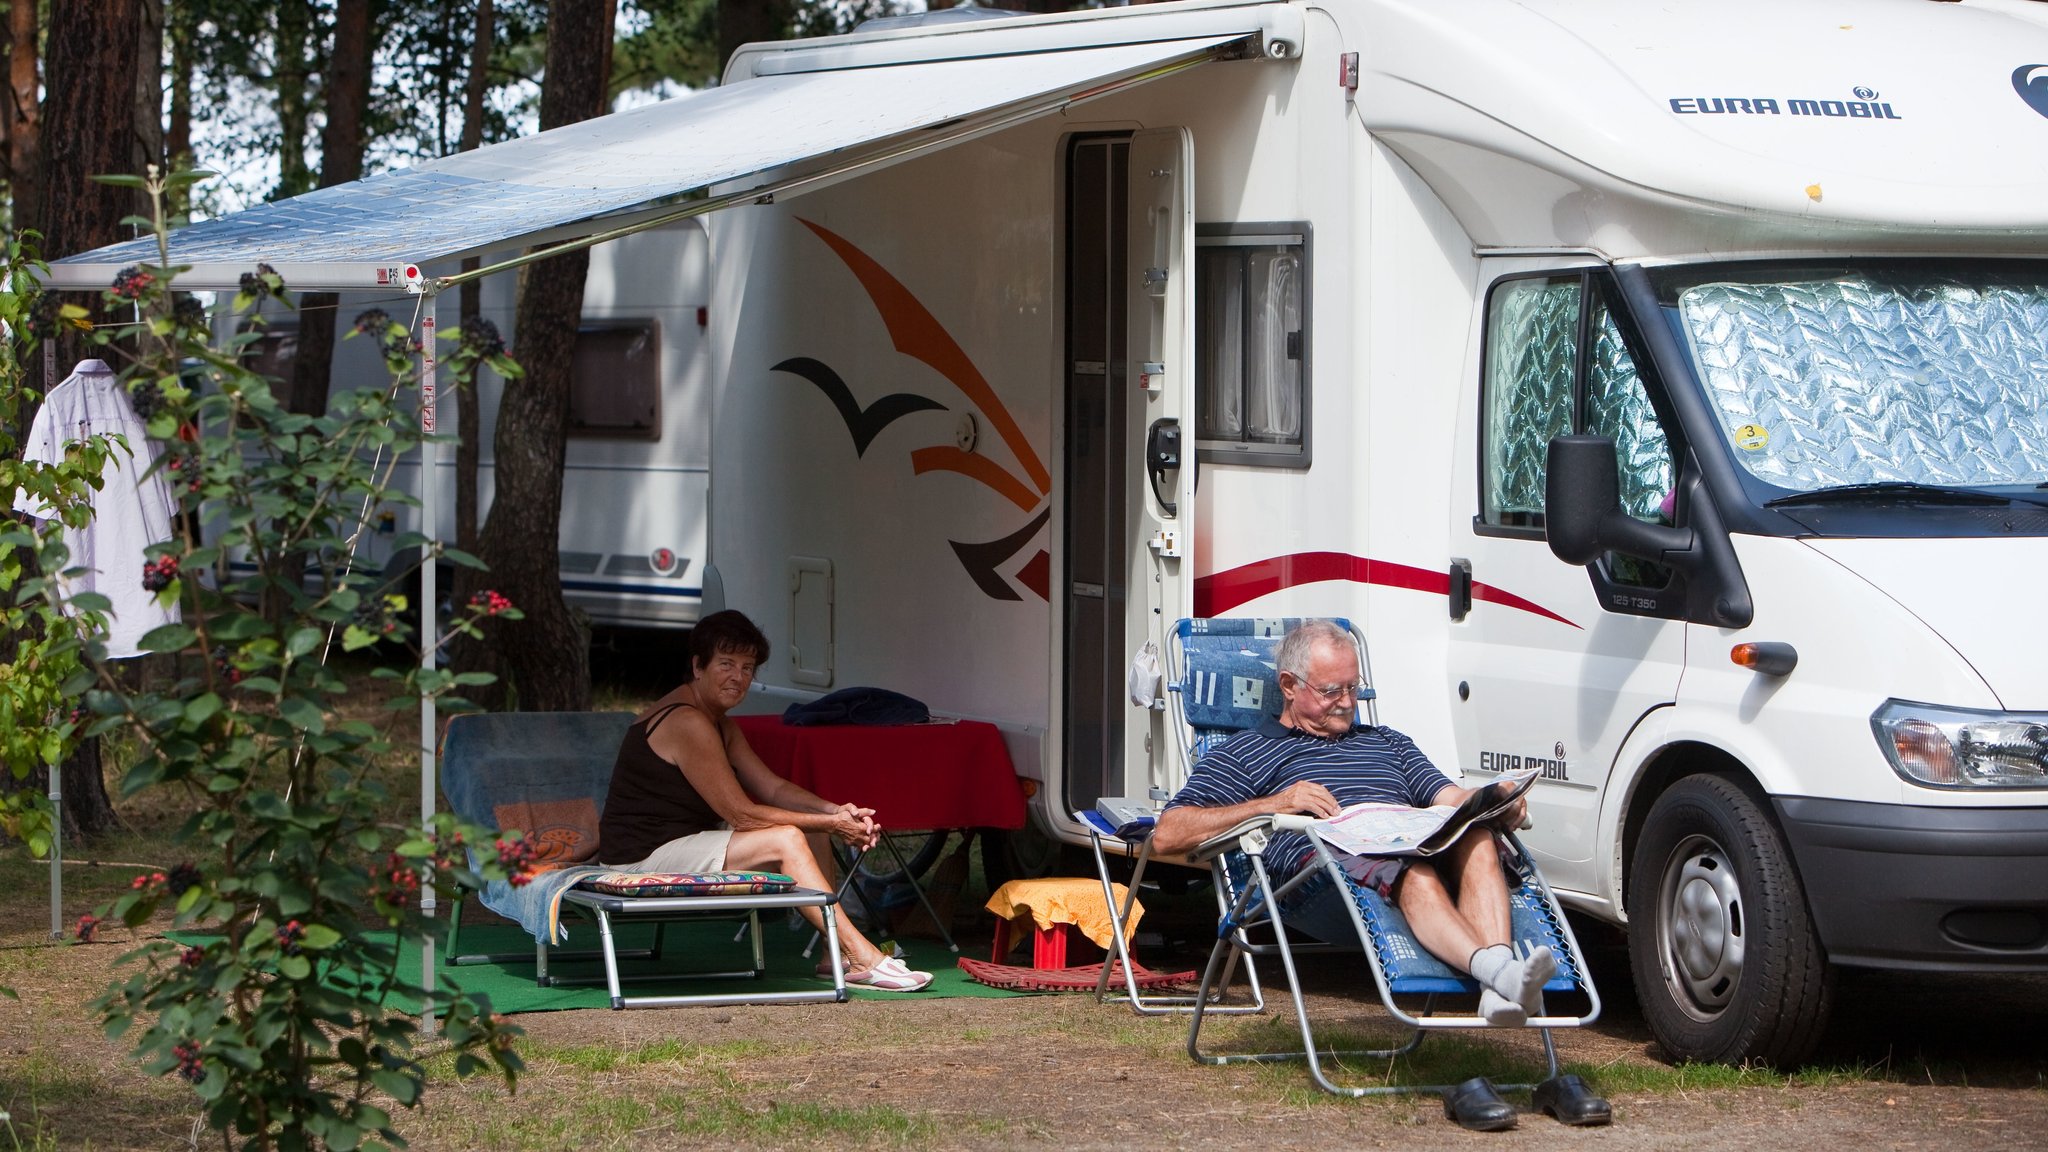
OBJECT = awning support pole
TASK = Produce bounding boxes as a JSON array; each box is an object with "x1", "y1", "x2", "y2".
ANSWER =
[{"x1": 417, "y1": 289, "x2": 441, "y2": 1032}]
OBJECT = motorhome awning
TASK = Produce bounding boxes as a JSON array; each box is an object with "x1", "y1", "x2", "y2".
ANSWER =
[{"x1": 42, "y1": 33, "x2": 1247, "y2": 293}]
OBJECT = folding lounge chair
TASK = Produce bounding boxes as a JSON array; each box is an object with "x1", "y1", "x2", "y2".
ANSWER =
[
  {"x1": 1082, "y1": 617, "x2": 1366, "y2": 1015},
  {"x1": 440, "y1": 710, "x2": 847, "y2": 1008},
  {"x1": 1159, "y1": 618, "x2": 1601, "y2": 1098}
]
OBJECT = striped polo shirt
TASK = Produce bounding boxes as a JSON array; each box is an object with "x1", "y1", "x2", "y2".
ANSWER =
[{"x1": 1164, "y1": 717, "x2": 1455, "y2": 875}]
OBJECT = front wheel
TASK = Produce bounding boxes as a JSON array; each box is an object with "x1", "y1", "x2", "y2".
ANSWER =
[{"x1": 1627, "y1": 774, "x2": 1835, "y2": 1067}]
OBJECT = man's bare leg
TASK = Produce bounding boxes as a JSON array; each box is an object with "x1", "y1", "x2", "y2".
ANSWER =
[{"x1": 1394, "y1": 838, "x2": 1552, "y2": 1023}]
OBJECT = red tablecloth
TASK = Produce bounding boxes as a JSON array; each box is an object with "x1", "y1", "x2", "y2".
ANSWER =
[{"x1": 732, "y1": 715, "x2": 1027, "y2": 832}]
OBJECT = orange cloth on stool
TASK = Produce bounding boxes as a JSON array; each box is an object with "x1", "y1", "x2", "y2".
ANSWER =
[{"x1": 985, "y1": 877, "x2": 1140, "y2": 949}]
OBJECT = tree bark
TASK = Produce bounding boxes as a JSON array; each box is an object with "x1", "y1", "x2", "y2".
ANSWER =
[
  {"x1": 37, "y1": 0, "x2": 145, "y2": 839},
  {"x1": 719, "y1": 0, "x2": 791, "y2": 75},
  {"x1": 455, "y1": 0, "x2": 494, "y2": 554},
  {"x1": 451, "y1": 0, "x2": 613, "y2": 712},
  {"x1": 290, "y1": 0, "x2": 373, "y2": 418},
  {"x1": 5, "y1": 0, "x2": 41, "y2": 237},
  {"x1": 272, "y1": 0, "x2": 315, "y2": 200},
  {"x1": 134, "y1": 0, "x2": 163, "y2": 178}
]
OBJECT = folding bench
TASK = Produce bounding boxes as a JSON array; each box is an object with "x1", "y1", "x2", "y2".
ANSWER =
[
  {"x1": 440, "y1": 710, "x2": 847, "y2": 1008},
  {"x1": 1151, "y1": 618, "x2": 1602, "y2": 1097}
]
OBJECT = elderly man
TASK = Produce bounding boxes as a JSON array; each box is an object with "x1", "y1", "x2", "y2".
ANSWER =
[{"x1": 1149, "y1": 619, "x2": 1607, "y2": 1129}]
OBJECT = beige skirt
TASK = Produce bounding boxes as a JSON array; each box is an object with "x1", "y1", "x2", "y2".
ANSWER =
[{"x1": 609, "y1": 828, "x2": 733, "y2": 873}]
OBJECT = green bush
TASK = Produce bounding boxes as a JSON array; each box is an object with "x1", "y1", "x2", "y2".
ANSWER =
[{"x1": 17, "y1": 167, "x2": 532, "y2": 1151}]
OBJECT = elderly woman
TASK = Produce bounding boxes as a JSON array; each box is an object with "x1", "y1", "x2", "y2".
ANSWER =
[{"x1": 598, "y1": 609, "x2": 932, "y2": 991}]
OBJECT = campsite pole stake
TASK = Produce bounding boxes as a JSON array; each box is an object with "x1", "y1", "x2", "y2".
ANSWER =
[
  {"x1": 419, "y1": 294, "x2": 440, "y2": 1032},
  {"x1": 47, "y1": 341, "x2": 62, "y2": 941}
]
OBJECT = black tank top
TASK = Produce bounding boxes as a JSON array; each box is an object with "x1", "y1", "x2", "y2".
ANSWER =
[{"x1": 598, "y1": 701, "x2": 722, "y2": 866}]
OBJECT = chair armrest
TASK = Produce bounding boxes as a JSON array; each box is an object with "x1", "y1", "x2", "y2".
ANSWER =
[{"x1": 1188, "y1": 813, "x2": 1315, "y2": 863}]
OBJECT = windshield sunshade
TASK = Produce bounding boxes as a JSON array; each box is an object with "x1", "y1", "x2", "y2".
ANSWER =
[{"x1": 1677, "y1": 270, "x2": 2048, "y2": 492}]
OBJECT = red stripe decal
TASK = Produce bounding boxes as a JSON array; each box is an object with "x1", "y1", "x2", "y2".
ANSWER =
[{"x1": 1192, "y1": 551, "x2": 1579, "y2": 629}]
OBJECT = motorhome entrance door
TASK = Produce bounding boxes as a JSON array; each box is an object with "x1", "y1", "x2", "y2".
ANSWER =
[{"x1": 1061, "y1": 129, "x2": 1195, "y2": 815}]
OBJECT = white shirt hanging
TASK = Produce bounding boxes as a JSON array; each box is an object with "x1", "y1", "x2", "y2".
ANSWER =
[{"x1": 11, "y1": 359, "x2": 181, "y2": 659}]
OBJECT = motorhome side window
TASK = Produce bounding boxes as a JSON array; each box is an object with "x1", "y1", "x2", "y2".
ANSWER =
[
  {"x1": 1481, "y1": 274, "x2": 1674, "y2": 586},
  {"x1": 1195, "y1": 225, "x2": 1308, "y2": 466},
  {"x1": 569, "y1": 321, "x2": 661, "y2": 439}
]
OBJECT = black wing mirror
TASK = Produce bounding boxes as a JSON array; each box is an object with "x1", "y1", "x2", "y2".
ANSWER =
[{"x1": 1545, "y1": 434, "x2": 1753, "y2": 627}]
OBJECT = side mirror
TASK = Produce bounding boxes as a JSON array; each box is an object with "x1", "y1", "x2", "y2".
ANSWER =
[
  {"x1": 1545, "y1": 435, "x2": 1624, "y2": 565},
  {"x1": 1547, "y1": 432, "x2": 1701, "y2": 563},
  {"x1": 1547, "y1": 435, "x2": 1693, "y2": 565},
  {"x1": 1545, "y1": 434, "x2": 1754, "y2": 628}
]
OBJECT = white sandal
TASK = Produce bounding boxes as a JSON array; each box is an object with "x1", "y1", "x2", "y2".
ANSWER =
[{"x1": 844, "y1": 955, "x2": 932, "y2": 992}]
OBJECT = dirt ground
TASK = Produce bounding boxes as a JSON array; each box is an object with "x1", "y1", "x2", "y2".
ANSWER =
[{"x1": 5, "y1": 904, "x2": 2046, "y2": 1151}]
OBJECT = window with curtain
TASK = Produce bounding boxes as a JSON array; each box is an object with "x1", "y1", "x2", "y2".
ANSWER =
[{"x1": 1195, "y1": 225, "x2": 1308, "y2": 466}]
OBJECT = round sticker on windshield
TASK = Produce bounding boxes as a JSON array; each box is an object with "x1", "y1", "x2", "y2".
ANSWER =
[{"x1": 1733, "y1": 423, "x2": 1770, "y2": 451}]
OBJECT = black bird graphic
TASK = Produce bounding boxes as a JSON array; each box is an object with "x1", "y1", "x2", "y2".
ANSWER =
[{"x1": 772, "y1": 356, "x2": 945, "y2": 457}]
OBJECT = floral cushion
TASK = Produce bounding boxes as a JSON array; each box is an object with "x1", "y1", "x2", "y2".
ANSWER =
[{"x1": 575, "y1": 870, "x2": 797, "y2": 898}]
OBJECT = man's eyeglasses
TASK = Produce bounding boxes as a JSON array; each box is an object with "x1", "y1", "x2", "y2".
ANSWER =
[{"x1": 1303, "y1": 681, "x2": 1367, "y2": 701}]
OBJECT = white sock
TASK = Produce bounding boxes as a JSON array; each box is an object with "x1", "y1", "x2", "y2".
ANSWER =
[
  {"x1": 1478, "y1": 987, "x2": 1527, "y2": 1027},
  {"x1": 1468, "y1": 944, "x2": 1514, "y2": 990},
  {"x1": 1516, "y1": 944, "x2": 1557, "y2": 1016}
]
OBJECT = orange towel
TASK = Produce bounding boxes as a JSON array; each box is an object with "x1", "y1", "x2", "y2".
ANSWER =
[{"x1": 985, "y1": 877, "x2": 1140, "y2": 949}]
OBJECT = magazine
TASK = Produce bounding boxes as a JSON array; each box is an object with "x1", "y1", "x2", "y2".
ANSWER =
[{"x1": 1309, "y1": 767, "x2": 1541, "y2": 858}]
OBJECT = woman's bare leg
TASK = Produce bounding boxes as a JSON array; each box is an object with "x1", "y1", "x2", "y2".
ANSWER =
[{"x1": 726, "y1": 824, "x2": 886, "y2": 970}]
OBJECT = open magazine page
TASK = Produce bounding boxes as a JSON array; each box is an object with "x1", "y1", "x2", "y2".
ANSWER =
[{"x1": 1309, "y1": 766, "x2": 1542, "y2": 858}]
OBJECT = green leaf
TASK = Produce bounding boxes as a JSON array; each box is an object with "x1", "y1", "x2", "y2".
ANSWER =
[
  {"x1": 278, "y1": 955, "x2": 311, "y2": 981},
  {"x1": 91, "y1": 173, "x2": 149, "y2": 189},
  {"x1": 184, "y1": 693, "x2": 223, "y2": 726},
  {"x1": 439, "y1": 547, "x2": 487, "y2": 571},
  {"x1": 298, "y1": 923, "x2": 342, "y2": 950},
  {"x1": 278, "y1": 696, "x2": 325, "y2": 735},
  {"x1": 342, "y1": 624, "x2": 379, "y2": 652},
  {"x1": 69, "y1": 592, "x2": 114, "y2": 615},
  {"x1": 285, "y1": 626, "x2": 323, "y2": 659},
  {"x1": 370, "y1": 1068, "x2": 421, "y2": 1106},
  {"x1": 139, "y1": 622, "x2": 197, "y2": 653}
]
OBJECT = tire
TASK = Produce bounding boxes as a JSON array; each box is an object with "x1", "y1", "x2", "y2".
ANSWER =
[{"x1": 1627, "y1": 773, "x2": 1835, "y2": 1067}]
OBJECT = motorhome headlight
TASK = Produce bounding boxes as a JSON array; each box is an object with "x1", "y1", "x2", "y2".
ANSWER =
[{"x1": 1872, "y1": 700, "x2": 2048, "y2": 789}]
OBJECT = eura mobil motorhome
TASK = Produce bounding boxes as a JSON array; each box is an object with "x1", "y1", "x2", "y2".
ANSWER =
[
  {"x1": 41, "y1": 0, "x2": 2048, "y2": 1069},
  {"x1": 698, "y1": 0, "x2": 2048, "y2": 1065}
]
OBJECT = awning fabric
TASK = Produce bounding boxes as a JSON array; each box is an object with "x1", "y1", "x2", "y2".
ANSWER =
[{"x1": 44, "y1": 34, "x2": 1242, "y2": 292}]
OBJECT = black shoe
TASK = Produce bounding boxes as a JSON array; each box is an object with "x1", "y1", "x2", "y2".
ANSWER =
[
  {"x1": 1532, "y1": 1073, "x2": 1612, "y2": 1126},
  {"x1": 1442, "y1": 1076, "x2": 1517, "y2": 1132}
]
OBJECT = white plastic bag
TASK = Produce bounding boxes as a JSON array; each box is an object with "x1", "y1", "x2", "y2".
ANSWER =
[{"x1": 1127, "y1": 640, "x2": 1162, "y2": 708}]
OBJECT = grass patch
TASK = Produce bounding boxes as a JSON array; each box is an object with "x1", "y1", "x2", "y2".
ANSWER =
[
  {"x1": 1569, "y1": 1056, "x2": 1880, "y2": 1093},
  {"x1": 660, "y1": 1084, "x2": 994, "y2": 1146},
  {"x1": 438, "y1": 1092, "x2": 656, "y2": 1151},
  {"x1": 523, "y1": 1036, "x2": 779, "y2": 1075}
]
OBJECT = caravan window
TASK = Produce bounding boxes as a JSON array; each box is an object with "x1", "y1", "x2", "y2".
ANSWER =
[
  {"x1": 1195, "y1": 225, "x2": 1308, "y2": 466},
  {"x1": 1480, "y1": 272, "x2": 1675, "y2": 587},
  {"x1": 569, "y1": 321, "x2": 661, "y2": 439}
]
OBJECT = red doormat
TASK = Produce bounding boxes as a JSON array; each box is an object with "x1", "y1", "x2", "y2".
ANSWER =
[{"x1": 957, "y1": 956, "x2": 1198, "y2": 993}]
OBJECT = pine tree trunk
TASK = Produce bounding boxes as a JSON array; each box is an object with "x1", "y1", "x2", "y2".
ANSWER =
[
  {"x1": 39, "y1": 0, "x2": 145, "y2": 840},
  {"x1": 450, "y1": 0, "x2": 613, "y2": 713},
  {"x1": 719, "y1": 0, "x2": 791, "y2": 74},
  {"x1": 455, "y1": 0, "x2": 494, "y2": 554},
  {"x1": 5, "y1": 0, "x2": 41, "y2": 237},
  {"x1": 291, "y1": 0, "x2": 373, "y2": 418}
]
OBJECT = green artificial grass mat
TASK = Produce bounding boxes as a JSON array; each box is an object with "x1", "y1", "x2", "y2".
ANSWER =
[{"x1": 171, "y1": 916, "x2": 1019, "y2": 1015}]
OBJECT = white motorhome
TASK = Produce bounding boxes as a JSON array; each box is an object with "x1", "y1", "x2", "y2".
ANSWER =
[
  {"x1": 700, "y1": 0, "x2": 2048, "y2": 1065},
  {"x1": 232, "y1": 224, "x2": 713, "y2": 630}
]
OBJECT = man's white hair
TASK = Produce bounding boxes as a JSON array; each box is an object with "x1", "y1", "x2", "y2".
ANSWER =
[{"x1": 1274, "y1": 619, "x2": 1352, "y2": 680}]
